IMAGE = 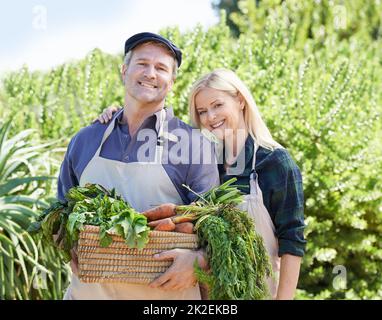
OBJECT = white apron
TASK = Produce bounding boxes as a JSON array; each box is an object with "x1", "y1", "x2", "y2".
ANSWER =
[
  {"x1": 63, "y1": 108, "x2": 201, "y2": 300},
  {"x1": 237, "y1": 142, "x2": 281, "y2": 299}
]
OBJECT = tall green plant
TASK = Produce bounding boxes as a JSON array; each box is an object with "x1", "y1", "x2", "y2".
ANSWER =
[{"x1": 0, "y1": 119, "x2": 70, "y2": 299}]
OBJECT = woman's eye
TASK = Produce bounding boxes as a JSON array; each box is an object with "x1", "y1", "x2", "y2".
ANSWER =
[
  {"x1": 214, "y1": 103, "x2": 222, "y2": 108},
  {"x1": 198, "y1": 110, "x2": 206, "y2": 115}
]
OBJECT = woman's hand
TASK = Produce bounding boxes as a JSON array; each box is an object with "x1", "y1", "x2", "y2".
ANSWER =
[
  {"x1": 93, "y1": 105, "x2": 120, "y2": 124},
  {"x1": 149, "y1": 248, "x2": 208, "y2": 291}
]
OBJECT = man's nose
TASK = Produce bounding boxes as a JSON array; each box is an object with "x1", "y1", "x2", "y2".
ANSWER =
[{"x1": 143, "y1": 65, "x2": 156, "y2": 79}]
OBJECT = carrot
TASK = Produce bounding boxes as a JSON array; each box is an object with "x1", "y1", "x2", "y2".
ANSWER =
[
  {"x1": 148, "y1": 218, "x2": 169, "y2": 228},
  {"x1": 149, "y1": 215, "x2": 196, "y2": 227},
  {"x1": 154, "y1": 218, "x2": 176, "y2": 231},
  {"x1": 174, "y1": 222, "x2": 194, "y2": 234},
  {"x1": 171, "y1": 214, "x2": 196, "y2": 224},
  {"x1": 141, "y1": 203, "x2": 176, "y2": 221}
]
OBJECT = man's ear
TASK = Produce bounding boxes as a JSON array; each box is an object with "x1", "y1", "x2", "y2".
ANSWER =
[
  {"x1": 168, "y1": 78, "x2": 175, "y2": 92},
  {"x1": 121, "y1": 64, "x2": 127, "y2": 84}
]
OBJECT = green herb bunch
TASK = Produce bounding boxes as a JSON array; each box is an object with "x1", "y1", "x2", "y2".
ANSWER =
[
  {"x1": 28, "y1": 184, "x2": 150, "y2": 262},
  {"x1": 183, "y1": 178, "x2": 273, "y2": 300}
]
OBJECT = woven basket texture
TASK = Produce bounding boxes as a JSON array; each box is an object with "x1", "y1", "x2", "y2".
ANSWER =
[{"x1": 78, "y1": 225, "x2": 199, "y2": 284}]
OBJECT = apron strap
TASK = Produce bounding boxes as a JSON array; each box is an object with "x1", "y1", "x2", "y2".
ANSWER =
[
  {"x1": 94, "y1": 108, "x2": 124, "y2": 157},
  {"x1": 249, "y1": 138, "x2": 261, "y2": 196},
  {"x1": 154, "y1": 108, "x2": 167, "y2": 164},
  {"x1": 249, "y1": 138, "x2": 259, "y2": 181}
]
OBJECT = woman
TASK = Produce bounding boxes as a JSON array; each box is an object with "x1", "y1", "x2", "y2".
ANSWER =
[{"x1": 96, "y1": 69, "x2": 306, "y2": 300}]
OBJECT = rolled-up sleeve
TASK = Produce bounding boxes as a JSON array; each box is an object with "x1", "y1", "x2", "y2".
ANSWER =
[{"x1": 269, "y1": 150, "x2": 307, "y2": 257}]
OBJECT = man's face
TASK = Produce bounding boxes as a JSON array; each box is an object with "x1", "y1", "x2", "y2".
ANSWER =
[{"x1": 122, "y1": 43, "x2": 175, "y2": 106}]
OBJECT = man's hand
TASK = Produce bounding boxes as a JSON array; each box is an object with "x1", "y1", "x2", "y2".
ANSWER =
[{"x1": 149, "y1": 248, "x2": 208, "y2": 291}]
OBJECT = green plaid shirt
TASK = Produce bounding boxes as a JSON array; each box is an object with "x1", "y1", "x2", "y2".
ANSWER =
[{"x1": 218, "y1": 136, "x2": 306, "y2": 257}]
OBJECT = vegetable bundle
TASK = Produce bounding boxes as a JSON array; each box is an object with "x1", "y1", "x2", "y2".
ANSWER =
[
  {"x1": 185, "y1": 178, "x2": 273, "y2": 300},
  {"x1": 28, "y1": 184, "x2": 150, "y2": 262},
  {"x1": 29, "y1": 179, "x2": 272, "y2": 300},
  {"x1": 192, "y1": 203, "x2": 272, "y2": 300},
  {"x1": 141, "y1": 178, "x2": 273, "y2": 300}
]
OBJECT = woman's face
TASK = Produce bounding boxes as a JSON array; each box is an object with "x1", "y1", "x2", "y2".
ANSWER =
[{"x1": 194, "y1": 87, "x2": 245, "y2": 141}]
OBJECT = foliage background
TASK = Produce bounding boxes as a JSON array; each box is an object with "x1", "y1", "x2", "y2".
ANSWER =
[{"x1": 0, "y1": 0, "x2": 381, "y2": 299}]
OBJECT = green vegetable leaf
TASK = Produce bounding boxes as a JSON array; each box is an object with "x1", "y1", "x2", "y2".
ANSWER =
[{"x1": 99, "y1": 231, "x2": 113, "y2": 247}]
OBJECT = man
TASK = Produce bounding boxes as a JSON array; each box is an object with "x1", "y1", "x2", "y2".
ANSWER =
[{"x1": 57, "y1": 32, "x2": 219, "y2": 299}]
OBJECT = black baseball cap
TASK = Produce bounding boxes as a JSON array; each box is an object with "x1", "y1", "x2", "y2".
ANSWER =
[{"x1": 124, "y1": 32, "x2": 182, "y2": 68}]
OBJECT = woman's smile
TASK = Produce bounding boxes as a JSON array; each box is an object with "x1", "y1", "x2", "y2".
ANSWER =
[{"x1": 210, "y1": 120, "x2": 225, "y2": 129}]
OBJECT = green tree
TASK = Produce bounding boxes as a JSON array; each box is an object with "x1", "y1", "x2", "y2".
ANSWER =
[
  {"x1": 213, "y1": 0, "x2": 382, "y2": 44},
  {"x1": 212, "y1": 0, "x2": 241, "y2": 37}
]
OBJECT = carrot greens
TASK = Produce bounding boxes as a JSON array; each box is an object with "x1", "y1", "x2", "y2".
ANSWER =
[{"x1": 183, "y1": 178, "x2": 273, "y2": 300}]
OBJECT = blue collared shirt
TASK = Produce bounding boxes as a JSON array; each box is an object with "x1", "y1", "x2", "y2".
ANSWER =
[{"x1": 57, "y1": 107, "x2": 220, "y2": 204}]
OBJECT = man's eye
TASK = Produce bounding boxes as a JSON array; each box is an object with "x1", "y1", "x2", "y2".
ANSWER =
[{"x1": 215, "y1": 103, "x2": 222, "y2": 108}]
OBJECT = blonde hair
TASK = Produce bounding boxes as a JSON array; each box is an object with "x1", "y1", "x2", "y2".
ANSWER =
[{"x1": 189, "y1": 68, "x2": 283, "y2": 151}]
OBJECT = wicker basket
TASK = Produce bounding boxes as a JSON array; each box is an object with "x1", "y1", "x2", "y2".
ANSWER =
[{"x1": 77, "y1": 225, "x2": 199, "y2": 284}]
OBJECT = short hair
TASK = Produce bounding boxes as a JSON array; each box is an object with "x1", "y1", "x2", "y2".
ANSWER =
[{"x1": 123, "y1": 41, "x2": 178, "y2": 80}]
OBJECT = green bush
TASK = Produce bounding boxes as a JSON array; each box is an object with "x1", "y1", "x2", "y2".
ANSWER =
[{"x1": 0, "y1": 50, "x2": 124, "y2": 140}]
